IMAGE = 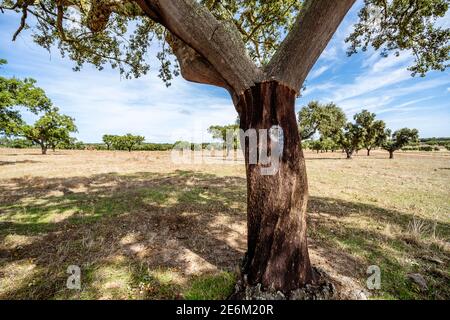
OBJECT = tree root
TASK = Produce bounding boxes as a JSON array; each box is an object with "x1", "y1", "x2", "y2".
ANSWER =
[{"x1": 229, "y1": 267, "x2": 337, "y2": 300}]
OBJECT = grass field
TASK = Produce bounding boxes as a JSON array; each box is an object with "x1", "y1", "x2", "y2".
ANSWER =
[{"x1": 0, "y1": 148, "x2": 449, "y2": 300}]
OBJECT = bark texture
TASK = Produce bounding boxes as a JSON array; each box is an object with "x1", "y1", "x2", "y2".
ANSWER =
[
  {"x1": 389, "y1": 151, "x2": 394, "y2": 159},
  {"x1": 237, "y1": 81, "x2": 314, "y2": 292},
  {"x1": 266, "y1": 0, "x2": 356, "y2": 93},
  {"x1": 131, "y1": 0, "x2": 356, "y2": 296}
]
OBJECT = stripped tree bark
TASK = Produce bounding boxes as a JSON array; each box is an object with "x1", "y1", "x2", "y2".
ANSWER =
[{"x1": 134, "y1": 0, "x2": 357, "y2": 295}]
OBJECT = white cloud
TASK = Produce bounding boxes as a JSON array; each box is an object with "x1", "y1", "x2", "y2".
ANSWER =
[{"x1": 308, "y1": 65, "x2": 330, "y2": 80}]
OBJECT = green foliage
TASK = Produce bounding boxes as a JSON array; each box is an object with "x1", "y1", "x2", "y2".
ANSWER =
[
  {"x1": 184, "y1": 272, "x2": 236, "y2": 300},
  {"x1": 301, "y1": 139, "x2": 311, "y2": 150},
  {"x1": 310, "y1": 140, "x2": 322, "y2": 153},
  {"x1": 208, "y1": 123, "x2": 240, "y2": 150},
  {"x1": 346, "y1": 0, "x2": 449, "y2": 76},
  {"x1": 3, "y1": 0, "x2": 446, "y2": 85},
  {"x1": 297, "y1": 101, "x2": 347, "y2": 140},
  {"x1": 309, "y1": 138, "x2": 339, "y2": 153},
  {"x1": 57, "y1": 137, "x2": 85, "y2": 150},
  {"x1": 382, "y1": 128, "x2": 419, "y2": 156},
  {"x1": 354, "y1": 109, "x2": 387, "y2": 152},
  {"x1": 420, "y1": 137, "x2": 450, "y2": 146},
  {"x1": 337, "y1": 122, "x2": 365, "y2": 158},
  {"x1": 202, "y1": 0, "x2": 302, "y2": 65},
  {"x1": 0, "y1": 136, "x2": 34, "y2": 148},
  {"x1": 136, "y1": 143, "x2": 174, "y2": 151},
  {"x1": 20, "y1": 107, "x2": 77, "y2": 154},
  {"x1": 102, "y1": 134, "x2": 116, "y2": 150},
  {"x1": 109, "y1": 133, "x2": 145, "y2": 152},
  {"x1": 1, "y1": 61, "x2": 52, "y2": 135},
  {"x1": 419, "y1": 145, "x2": 433, "y2": 152}
]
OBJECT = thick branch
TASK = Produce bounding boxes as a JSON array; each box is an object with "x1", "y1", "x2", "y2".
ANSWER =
[
  {"x1": 12, "y1": 6, "x2": 28, "y2": 41},
  {"x1": 166, "y1": 34, "x2": 229, "y2": 90},
  {"x1": 136, "y1": 0, "x2": 263, "y2": 96},
  {"x1": 266, "y1": 0, "x2": 356, "y2": 94}
]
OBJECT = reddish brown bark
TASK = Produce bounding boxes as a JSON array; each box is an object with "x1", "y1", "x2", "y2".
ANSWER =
[{"x1": 236, "y1": 81, "x2": 314, "y2": 292}]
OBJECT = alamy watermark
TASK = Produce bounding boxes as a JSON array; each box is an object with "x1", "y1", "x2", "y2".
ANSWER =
[
  {"x1": 66, "y1": 265, "x2": 81, "y2": 290},
  {"x1": 171, "y1": 125, "x2": 284, "y2": 176},
  {"x1": 366, "y1": 265, "x2": 381, "y2": 290}
]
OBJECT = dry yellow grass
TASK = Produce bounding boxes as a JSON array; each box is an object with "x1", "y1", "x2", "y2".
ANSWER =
[{"x1": 0, "y1": 148, "x2": 449, "y2": 299}]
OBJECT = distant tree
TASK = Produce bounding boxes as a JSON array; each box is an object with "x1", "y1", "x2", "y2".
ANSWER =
[
  {"x1": 337, "y1": 122, "x2": 365, "y2": 159},
  {"x1": 208, "y1": 122, "x2": 239, "y2": 154},
  {"x1": 301, "y1": 139, "x2": 312, "y2": 150},
  {"x1": 1, "y1": 60, "x2": 52, "y2": 135},
  {"x1": 0, "y1": 137, "x2": 33, "y2": 149},
  {"x1": 321, "y1": 137, "x2": 339, "y2": 152},
  {"x1": 58, "y1": 137, "x2": 84, "y2": 150},
  {"x1": 310, "y1": 140, "x2": 322, "y2": 154},
  {"x1": 354, "y1": 110, "x2": 387, "y2": 156},
  {"x1": 20, "y1": 108, "x2": 77, "y2": 154},
  {"x1": 297, "y1": 101, "x2": 347, "y2": 141},
  {"x1": 112, "y1": 134, "x2": 145, "y2": 152},
  {"x1": 102, "y1": 134, "x2": 116, "y2": 150},
  {"x1": 382, "y1": 128, "x2": 419, "y2": 159}
]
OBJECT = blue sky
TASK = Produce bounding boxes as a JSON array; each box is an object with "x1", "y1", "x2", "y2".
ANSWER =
[{"x1": 1, "y1": 2, "x2": 449, "y2": 143}]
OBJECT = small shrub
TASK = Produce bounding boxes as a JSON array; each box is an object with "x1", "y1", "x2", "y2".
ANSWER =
[{"x1": 419, "y1": 145, "x2": 433, "y2": 152}]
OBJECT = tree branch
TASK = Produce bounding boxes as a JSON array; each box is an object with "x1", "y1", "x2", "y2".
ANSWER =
[
  {"x1": 266, "y1": 0, "x2": 356, "y2": 94},
  {"x1": 166, "y1": 34, "x2": 229, "y2": 89},
  {"x1": 136, "y1": 0, "x2": 263, "y2": 96},
  {"x1": 12, "y1": 5, "x2": 28, "y2": 41}
]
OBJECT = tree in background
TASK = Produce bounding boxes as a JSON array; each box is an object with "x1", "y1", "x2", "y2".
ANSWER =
[
  {"x1": 58, "y1": 137, "x2": 85, "y2": 150},
  {"x1": 297, "y1": 101, "x2": 347, "y2": 141},
  {"x1": 309, "y1": 138, "x2": 339, "y2": 154},
  {"x1": 20, "y1": 108, "x2": 77, "y2": 154},
  {"x1": 111, "y1": 134, "x2": 145, "y2": 152},
  {"x1": 321, "y1": 137, "x2": 339, "y2": 153},
  {"x1": 3, "y1": 0, "x2": 448, "y2": 295},
  {"x1": 208, "y1": 122, "x2": 240, "y2": 154},
  {"x1": 354, "y1": 110, "x2": 387, "y2": 156},
  {"x1": 102, "y1": 134, "x2": 116, "y2": 150},
  {"x1": 383, "y1": 128, "x2": 419, "y2": 159},
  {"x1": 310, "y1": 140, "x2": 322, "y2": 154},
  {"x1": 337, "y1": 123, "x2": 365, "y2": 159},
  {"x1": 1, "y1": 59, "x2": 52, "y2": 135}
]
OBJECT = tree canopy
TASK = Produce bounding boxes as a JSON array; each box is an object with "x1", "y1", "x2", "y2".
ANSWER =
[
  {"x1": 346, "y1": 0, "x2": 449, "y2": 76},
  {"x1": 382, "y1": 127, "x2": 419, "y2": 158},
  {"x1": 0, "y1": 60, "x2": 52, "y2": 135},
  {"x1": 337, "y1": 122, "x2": 365, "y2": 159},
  {"x1": 21, "y1": 107, "x2": 77, "y2": 154},
  {"x1": 1, "y1": 0, "x2": 447, "y2": 90},
  {"x1": 297, "y1": 101, "x2": 347, "y2": 140},
  {"x1": 354, "y1": 109, "x2": 387, "y2": 155},
  {"x1": 110, "y1": 133, "x2": 145, "y2": 151}
]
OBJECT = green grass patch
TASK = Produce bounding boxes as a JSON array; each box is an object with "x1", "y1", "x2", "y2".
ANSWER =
[{"x1": 184, "y1": 272, "x2": 236, "y2": 300}]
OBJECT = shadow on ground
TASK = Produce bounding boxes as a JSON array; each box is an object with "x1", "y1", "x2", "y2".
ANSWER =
[{"x1": 0, "y1": 170, "x2": 448, "y2": 299}]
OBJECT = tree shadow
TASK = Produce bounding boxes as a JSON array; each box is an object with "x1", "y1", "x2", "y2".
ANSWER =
[
  {"x1": 0, "y1": 170, "x2": 246, "y2": 299},
  {"x1": 307, "y1": 196, "x2": 449, "y2": 299},
  {"x1": 0, "y1": 160, "x2": 41, "y2": 166},
  {"x1": 0, "y1": 171, "x2": 448, "y2": 299}
]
